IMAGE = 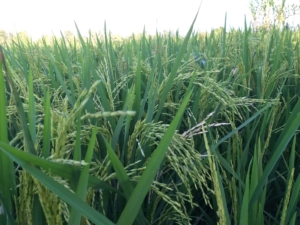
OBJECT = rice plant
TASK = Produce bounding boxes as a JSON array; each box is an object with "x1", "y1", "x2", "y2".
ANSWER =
[{"x1": 0, "y1": 15, "x2": 299, "y2": 225}]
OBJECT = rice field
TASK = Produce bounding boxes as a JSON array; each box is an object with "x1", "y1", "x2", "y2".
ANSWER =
[{"x1": 0, "y1": 15, "x2": 300, "y2": 225}]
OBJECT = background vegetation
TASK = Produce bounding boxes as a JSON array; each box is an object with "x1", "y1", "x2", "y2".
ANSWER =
[{"x1": 0, "y1": 2, "x2": 300, "y2": 225}]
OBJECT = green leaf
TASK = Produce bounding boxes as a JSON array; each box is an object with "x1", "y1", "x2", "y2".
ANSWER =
[
  {"x1": 0, "y1": 141, "x2": 121, "y2": 195},
  {"x1": 0, "y1": 48, "x2": 16, "y2": 224},
  {"x1": 239, "y1": 160, "x2": 251, "y2": 225},
  {"x1": 250, "y1": 98, "x2": 300, "y2": 207},
  {"x1": 68, "y1": 127, "x2": 97, "y2": 225},
  {"x1": 0, "y1": 142, "x2": 115, "y2": 225},
  {"x1": 42, "y1": 89, "x2": 51, "y2": 158},
  {"x1": 105, "y1": 126, "x2": 147, "y2": 224},
  {"x1": 117, "y1": 89, "x2": 193, "y2": 225},
  {"x1": 154, "y1": 8, "x2": 199, "y2": 122},
  {"x1": 3, "y1": 50, "x2": 36, "y2": 155},
  {"x1": 28, "y1": 68, "x2": 36, "y2": 143}
]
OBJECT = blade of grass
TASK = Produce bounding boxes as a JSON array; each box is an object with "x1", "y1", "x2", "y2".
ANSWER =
[
  {"x1": 111, "y1": 88, "x2": 133, "y2": 150},
  {"x1": 0, "y1": 194, "x2": 16, "y2": 225},
  {"x1": 0, "y1": 144, "x2": 115, "y2": 225},
  {"x1": 42, "y1": 89, "x2": 51, "y2": 158},
  {"x1": 239, "y1": 160, "x2": 252, "y2": 225},
  {"x1": 0, "y1": 48, "x2": 16, "y2": 225},
  {"x1": 105, "y1": 136, "x2": 147, "y2": 225},
  {"x1": 177, "y1": 71, "x2": 197, "y2": 130},
  {"x1": 283, "y1": 136, "x2": 300, "y2": 224},
  {"x1": 1, "y1": 46, "x2": 36, "y2": 155},
  {"x1": 210, "y1": 103, "x2": 272, "y2": 154},
  {"x1": 154, "y1": 8, "x2": 200, "y2": 122},
  {"x1": 28, "y1": 68, "x2": 36, "y2": 143},
  {"x1": 203, "y1": 125, "x2": 230, "y2": 225},
  {"x1": 249, "y1": 98, "x2": 300, "y2": 207},
  {"x1": 42, "y1": 45, "x2": 74, "y2": 106},
  {"x1": 117, "y1": 89, "x2": 193, "y2": 225},
  {"x1": 134, "y1": 52, "x2": 142, "y2": 122},
  {"x1": 285, "y1": 174, "x2": 300, "y2": 225},
  {"x1": 0, "y1": 142, "x2": 121, "y2": 195},
  {"x1": 68, "y1": 127, "x2": 97, "y2": 225}
]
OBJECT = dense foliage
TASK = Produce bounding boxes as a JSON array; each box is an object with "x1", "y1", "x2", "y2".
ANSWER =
[{"x1": 0, "y1": 18, "x2": 300, "y2": 225}]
